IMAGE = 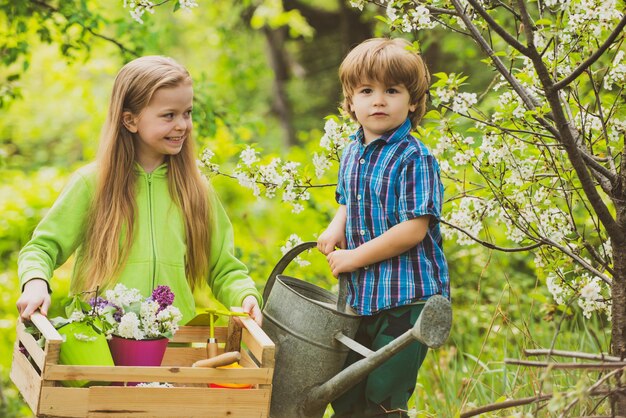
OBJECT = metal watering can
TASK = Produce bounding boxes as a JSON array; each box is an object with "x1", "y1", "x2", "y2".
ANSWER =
[{"x1": 262, "y1": 242, "x2": 452, "y2": 418}]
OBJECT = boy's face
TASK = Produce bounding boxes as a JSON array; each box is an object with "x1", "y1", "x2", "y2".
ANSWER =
[{"x1": 349, "y1": 80, "x2": 416, "y2": 145}]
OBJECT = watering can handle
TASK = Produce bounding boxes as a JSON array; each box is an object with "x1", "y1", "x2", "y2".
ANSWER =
[
  {"x1": 263, "y1": 241, "x2": 351, "y2": 312},
  {"x1": 263, "y1": 241, "x2": 317, "y2": 303}
]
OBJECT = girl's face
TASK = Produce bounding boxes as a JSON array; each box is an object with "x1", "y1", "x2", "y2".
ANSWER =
[
  {"x1": 124, "y1": 80, "x2": 193, "y2": 172},
  {"x1": 349, "y1": 80, "x2": 416, "y2": 145}
]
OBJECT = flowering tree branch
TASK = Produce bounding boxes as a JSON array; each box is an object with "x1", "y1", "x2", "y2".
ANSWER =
[
  {"x1": 441, "y1": 219, "x2": 543, "y2": 252},
  {"x1": 494, "y1": 190, "x2": 613, "y2": 284},
  {"x1": 450, "y1": 0, "x2": 541, "y2": 110},
  {"x1": 530, "y1": 51, "x2": 625, "y2": 244},
  {"x1": 464, "y1": 0, "x2": 529, "y2": 55},
  {"x1": 552, "y1": 15, "x2": 626, "y2": 92},
  {"x1": 31, "y1": 0, "x2": 139, "y2": 56}
]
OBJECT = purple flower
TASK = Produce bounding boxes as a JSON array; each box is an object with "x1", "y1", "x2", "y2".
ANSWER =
[
  {"x1": 89, "y1": 296, "x2": 110, "y2": 310},
  {"x1": 112, "y1": 304, "x2": 123, "y2": 322},
  {"x1": 151, "y1": 285, "x2": 175, "y2": 312}
]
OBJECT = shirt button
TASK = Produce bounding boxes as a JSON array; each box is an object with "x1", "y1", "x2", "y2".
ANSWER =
[
  {"x1": 357, "y1": 194, "x2": 362, "y2": 200},
  {"x1": 360, "y1": 230, "x2": 365, "y2": 235},
  {"x1": 359, "y1": 158, "x2": 365, "y2": 164},
  {"x1": 364, "y1": 265, "x2": 369, "y2": 270}
]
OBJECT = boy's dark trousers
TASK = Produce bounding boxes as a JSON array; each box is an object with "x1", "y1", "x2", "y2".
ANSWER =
[{"x1": 331, "y1": 303, "x2": 428, "y2": 418}]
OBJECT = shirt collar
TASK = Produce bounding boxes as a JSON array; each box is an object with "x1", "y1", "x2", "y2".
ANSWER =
[{"x1": 351, "y1": 118, "x2": 412, "y2": 146}]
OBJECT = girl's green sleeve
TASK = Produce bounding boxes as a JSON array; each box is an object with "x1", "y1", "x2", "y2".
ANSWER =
[
  {"x1": 18, "y1": 168, "x2": 94, "y2": 290},
  {"x1": 206, "y1": 192, "x2": 262, "y2": 308}
]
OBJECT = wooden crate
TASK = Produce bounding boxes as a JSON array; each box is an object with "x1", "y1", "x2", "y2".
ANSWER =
[{"x1": 10, "y1": 311, "x2": 275, "y2": 417}]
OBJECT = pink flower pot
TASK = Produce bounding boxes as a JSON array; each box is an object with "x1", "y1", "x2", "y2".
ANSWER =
[{"x1": 108, "y1": 335, "x2": 169, "y2": 386}]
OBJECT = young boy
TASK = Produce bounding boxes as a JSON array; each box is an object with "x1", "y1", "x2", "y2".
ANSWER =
[{"x1": 317, "y1": 38, "x2": 450, "y2": 417}]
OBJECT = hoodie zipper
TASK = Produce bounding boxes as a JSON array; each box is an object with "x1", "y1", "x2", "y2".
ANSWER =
[{"x1": 146, "y1": 172, "x2": 157, "y2": 290}]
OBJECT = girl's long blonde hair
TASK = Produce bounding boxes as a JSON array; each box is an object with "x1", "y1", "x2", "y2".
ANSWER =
[{"x1": 74, "y1": 56, "x2": 211, "y2": 292}]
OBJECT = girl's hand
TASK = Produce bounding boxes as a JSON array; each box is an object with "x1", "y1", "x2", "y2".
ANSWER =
[
  {"x1": 16, "y1": 279, "x2": 51, "y2": 320},
  {"x1": 326, "y1": 249, "x2": 360, "y2": 277},
  {"x1": 241, "y1": 295, "x2": 263, "y2": 326}
]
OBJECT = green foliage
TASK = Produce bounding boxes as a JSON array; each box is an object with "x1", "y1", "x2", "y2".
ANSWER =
[{"x1": 1, "y1": 0, "x2": 621, "y2": 415}]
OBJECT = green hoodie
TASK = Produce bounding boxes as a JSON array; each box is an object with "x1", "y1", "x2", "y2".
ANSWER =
[{"x1": 18, "y1": 163, "x2": 261, "y2": 324}]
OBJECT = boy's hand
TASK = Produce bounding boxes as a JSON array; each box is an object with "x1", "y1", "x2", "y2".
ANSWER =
[
  {"x1": 318, "y1": 205, "x2": 347, "y2": 255},
  {"x1": 317, "y1": 227, "x2": 346, "y2": 256},
  {"x1": 16, "y1": 278, "x2": 51, "y2": 320},
  {"x1": 326, "y1": 249, "x2": 360, "y2": 277}
]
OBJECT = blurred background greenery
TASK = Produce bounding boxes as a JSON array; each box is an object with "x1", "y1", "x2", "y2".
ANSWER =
[{"x1": 0, "y1": 1, "x2": 611, "y2": 416}]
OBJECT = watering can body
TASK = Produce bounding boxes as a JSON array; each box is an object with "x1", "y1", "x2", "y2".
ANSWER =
[
  {"x1": 262, "y1": 242, "x2": 452, "y2": 418},
  {"x1": 262, "y1": 274, "x2": 361, "y2": 418}
]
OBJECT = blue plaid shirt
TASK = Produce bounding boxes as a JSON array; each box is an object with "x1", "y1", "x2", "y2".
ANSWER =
[{"x1": 336, "y1": 118, "x2": 450, "y2": 315}]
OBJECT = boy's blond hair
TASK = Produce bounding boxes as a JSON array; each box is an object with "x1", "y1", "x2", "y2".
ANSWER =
[{"x1": 339, "y1": 38, "x2": 431, "y2": 128}]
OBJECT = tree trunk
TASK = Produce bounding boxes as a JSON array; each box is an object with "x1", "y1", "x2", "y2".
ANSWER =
[
  {"x1": 612, "y1": 239, "x2": 626, "y2": 414},
  {"x1": 262, "y1": 26, "x2": 297, "y2": 148}
]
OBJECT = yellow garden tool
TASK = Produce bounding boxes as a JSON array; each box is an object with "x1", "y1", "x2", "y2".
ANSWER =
[{"x1": 187, "y1": 308, "x2": 248, "y2": 358}]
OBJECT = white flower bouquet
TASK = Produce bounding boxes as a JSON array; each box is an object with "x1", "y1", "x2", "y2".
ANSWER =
[{"x1": 91, "y1": 284, "x2": 183, "y2": 340}]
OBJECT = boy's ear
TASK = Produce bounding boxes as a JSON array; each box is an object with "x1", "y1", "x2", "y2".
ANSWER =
[
  {"x1": 122, "y1": 111, "x2": 138, "y2": 133},
  {"x1": 409, "y1": 103, "x2": 417, "y2": 113}
]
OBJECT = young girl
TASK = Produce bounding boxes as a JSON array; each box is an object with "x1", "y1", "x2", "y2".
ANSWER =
[{"x1": 16, "y1": 56, "x2": 262, "y2": 325}]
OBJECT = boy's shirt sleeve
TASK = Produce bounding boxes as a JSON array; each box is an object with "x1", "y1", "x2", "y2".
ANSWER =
[
  {"x1": 397, "y1": 154, "x2": 443, "y2": 223},
  {"x1": 206, "y1": 191, "x2": 262, "y2": 308},
  {"x1": 18, "y1": 169, "x2": 93, "y2": 290}
]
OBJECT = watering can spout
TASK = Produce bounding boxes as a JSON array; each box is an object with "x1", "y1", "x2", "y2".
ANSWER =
[{"x1": 302, "y1": 295, "x2": 452, "y2": 415}]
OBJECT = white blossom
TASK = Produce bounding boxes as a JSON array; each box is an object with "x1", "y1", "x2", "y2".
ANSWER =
[
  {"x1": 451, "y1": 92, "x2": 477, "y2": 114},
  {"x1": 178, "y1": 0, "x2": 198, "y2": 11},
  {"x1": 240, "y1": 146, "x2": 259, "y2": 166},
  {"x1": 546, "y1": 273, "x2": 570, "y2": 305},
  {"x1": 604, "y1": 50, "x2": 626, "y2": 90},
  {"x1": 137, "y1": 382, "x2": 174, "y2": 387},
  {"x1": 313, "y1": 152, "x2": 331, "y2": 178},
  {"x1": 105, "y1": 284, "x2": 143, "y2": 308},
  {"x1": 117, "y1": 312, "x2": 145, "y2": 340},
  {"x1": 123, "y1": 0, "x2": 155, "y2": 24},
  {"x1": 280, "y1": 234, "x2": 310, "y2": 266},
  {"x1": 68, "y1": 310, "x2": 86, "y2": 323},
  {"x1": 200, "y1": 148, "x2": 219, "y2": 173},
  {"x1": 577, "y1": 275, "x2": 609, "y2": 319},
  {"x1": 434, "y1": 87, "x2": 455, "y2": 104},
  {"x1": 349, "y1": 0, "x2": 365, "y2": 11}
]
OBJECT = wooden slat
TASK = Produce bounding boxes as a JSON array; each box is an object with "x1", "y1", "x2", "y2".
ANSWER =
[
  {"x1": 171, "y1": 326, "x2": 228, "y2": 343},
  {"x1": 241, "y1": 317, "x2": 275, "y2": 368},
  {"x1": 39, "y1": 387, "x2": 89, "y2": 417},
  {"x1": 30, "y1": 312, "x2": 63, "y2": 342},
  {"x1": 38, "y1": 386, "x2": 271, "y2": 418},
  {"x1": 44, "y1": 338, "x2": 62, "y2": 365},
  {"x1": 86, "y1": 387, "x2": 271, "y2": 417},
  {"x1": 226, "y1": 316, "x2": 243, "y2": 353},
  {"x1": 161, "y1": 346, "x2": 208, "y2": 366},
  {"x1": 15, "y1": 321, "x2": 47, "y2": 371},
  {"x1": 239, "y1": 349, "x2": 260, "y2": 369},
  {"x1": 10, "y1": 341, "x2": 42, "y2": 414},
  {"x1": 241, "y1": 317, "x2": 274, "y2": 348},
  {"x1": 44, "y1": 364, "x2": 273, "y2": 385}
]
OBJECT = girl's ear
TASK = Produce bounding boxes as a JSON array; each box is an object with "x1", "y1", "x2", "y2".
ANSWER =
[{"x1": 122, "y1": 111, "x2": 138, "y2": 133}]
